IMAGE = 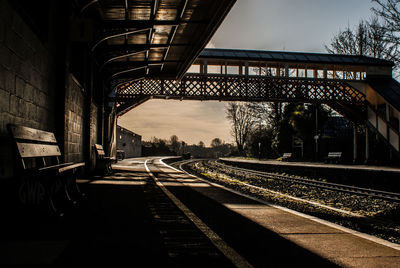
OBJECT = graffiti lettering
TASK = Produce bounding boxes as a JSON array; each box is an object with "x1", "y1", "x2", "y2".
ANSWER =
[{"x1": 18, "y1": 179, "x2": 45, "y2": 205}]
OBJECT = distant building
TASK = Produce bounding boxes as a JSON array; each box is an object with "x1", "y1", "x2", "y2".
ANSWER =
[{"x1": 117, "y1": 126, "x2": 142, "y2": 158}]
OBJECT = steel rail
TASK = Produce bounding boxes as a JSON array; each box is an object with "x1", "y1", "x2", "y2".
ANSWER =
[{"x1": 198, "y1": 161, "x2": 400, "y2": 203}]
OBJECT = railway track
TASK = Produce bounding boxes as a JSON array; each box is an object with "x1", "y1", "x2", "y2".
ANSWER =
[{"x1": 182, "y1": 160, "x2": 400, "y2": 203}]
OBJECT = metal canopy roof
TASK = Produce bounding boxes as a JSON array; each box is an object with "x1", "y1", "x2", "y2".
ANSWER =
[
  {"x1": 76, "y1": 0, "x2": 236, "y2": 83},
  {"x1": 198, "y1": 48, "x2": 395, "y2": 67}
]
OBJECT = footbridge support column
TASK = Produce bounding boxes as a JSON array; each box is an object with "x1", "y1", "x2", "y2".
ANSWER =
[
  {"x1": 365, "y1": 127, "x2": 370, "y2": 163},
  {"x1": 353, "y1": 123, "x2": 358, "y2": 163}
]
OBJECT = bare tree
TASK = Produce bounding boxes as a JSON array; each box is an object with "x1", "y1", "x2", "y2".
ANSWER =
[
  {"x1": 169, "y1": 135, "x2": 180, "y2": 154},
  {"x1": 372, "y1": 0, "x2": 400, "y2": 65},
  {"x1": 325, "y1": 21, "x2": 369, "y2": 56},
  {"x1": 226, "y1": 103, "x2": 256, "y2": 154},
  {"x1": 210, "y1": 138, "x2": 223, "y2": 148},
  {"x1": 326, "y1": 15, "x2": 399, "y2": 75}
]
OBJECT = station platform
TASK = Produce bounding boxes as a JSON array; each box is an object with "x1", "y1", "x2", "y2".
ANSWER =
[
  {"x1": 1, "y1": 157, "x2": 400, "y2": 267},
  {"x1": 219, "y1": 157, "x2": 400, "y2": 173},
  {"x1": 0, "y1": 159, "x2": 233, "y2": 267},
  {"x1": 219, "y1": 158, "x2": 400, "y2": 191}
]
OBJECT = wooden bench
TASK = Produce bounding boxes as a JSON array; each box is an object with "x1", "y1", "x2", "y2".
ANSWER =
[
  {"x1": 8, "y1": 124, "x2": 85, "y2": 217},
  {"x1": 325, "y1": 152, "x2": 342, "y2": 164},
  {"x1": 281, "y1": 153, "x2": 292, "y2": 161},
  {"x1": 94, "y1": 144, "x2": 115, "y2": 174}
]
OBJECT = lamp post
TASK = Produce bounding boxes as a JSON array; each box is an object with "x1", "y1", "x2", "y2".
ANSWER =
[{"x1": 258, "y1": 142, "x2": 261, "y2": 160}]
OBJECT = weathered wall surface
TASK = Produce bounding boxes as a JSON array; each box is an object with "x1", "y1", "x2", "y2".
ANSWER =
[
  {"x1": 64, "y1": 75, "x2": 85, "y2": 163},
  {"x1": 90, "y1": 102, "x2": 98, "y2": 169},
  {"x1": 0, "y1": 0, "x2": 103, "y2": 177},
  {"x1": 117, "y1": 125, "x2": 142, "y2": 158},
  {"x1": 0, "y1": 0, "x2": 55, "y2": 178}
]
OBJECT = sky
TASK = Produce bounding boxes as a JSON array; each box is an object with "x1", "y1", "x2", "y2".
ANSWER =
[{"x1": 118, "y1": 0, "x2": 377, "y2": 146}]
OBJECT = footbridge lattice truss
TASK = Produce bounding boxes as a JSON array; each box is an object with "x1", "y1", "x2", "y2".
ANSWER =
[
  {"x1": 117, "y1": 74, "x2": 365, "y2": 109},
  {"x1": 114, "y1": 49, "x2": 400, "y2": 152}
]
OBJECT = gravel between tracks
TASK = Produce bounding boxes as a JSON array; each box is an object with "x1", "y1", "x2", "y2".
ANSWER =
[{"x1": 178, "y1": 160, "x2": 400, "y2": 245}]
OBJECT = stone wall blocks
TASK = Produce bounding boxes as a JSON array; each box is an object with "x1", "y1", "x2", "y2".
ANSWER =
[
  {"x1": 24, "y1": 83, "x2": 34, "y2": 102},
  {"x1": 17, "y1": 98, "x2": 26, "y2": 117},
  {"x1": 30, "y1": 53, "x2": 41, "y2": 72},
  {"x1": 0, "y1": 19, "x2": 5, "y2": 45},
  {"x1": 41, "y1": 91, "x2": 50, "y2": 108},
  {"x1": 6, "y1": 30, "x2": 22, "y2": 57},
  {"x1": 20, "y1": 61, "x2": 32, "y2": 82},
  {"x1": 10, "y1": 53, "x2": 22, "y2": 77},
  {"x1": 5, "y1": 70, "x2": 15, "y2": 95},
  {"x1": 15, "y1": 76, "x2": 25, "y2": 98},
  {"x1": 31, "y1": 120, "x2": 40, "y2": 130},
  {"x1": 38, "y1": 107, "x2": 47, "y2": 120},
  {"x1": 29, "y1": 69, "x2": 40, "y2": 89},
  {"x1": 26, "y1": 102, "x2": 37, "y2": 121},
  {"x1": 0, "y1": 65, "x2": 5, "y2": 90},
  {"x1": 0, "y1": 45, "x2": 12, "y2": 70},
  {"x1": 9, "y1": 94, "x2": 18, "y2": 115},
  {"x1": 0, "y1": 113, "x2": 8, "y2": 136},
  {"x1": 8, "y1": 28, "x2": 31, "y2": 61},
  {"x1": 39, "y1": 76, "x2": 47, "y2": 92},
  {"x1": 0, "y1": 88, "x2": 10, "y2": 113}
]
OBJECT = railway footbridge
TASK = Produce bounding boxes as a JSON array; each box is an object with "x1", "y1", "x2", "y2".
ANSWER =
[{"x1": 114, "y1": 48, "x2": 400, "y2": 161}]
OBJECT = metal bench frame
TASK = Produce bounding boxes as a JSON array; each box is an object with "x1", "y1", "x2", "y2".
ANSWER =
[
  {"x1": 325, "y1": 152, "x2": 343, "y2": 164},
  {"x1": 281, "y1": 153, "x2": 292, "y2": 161}
]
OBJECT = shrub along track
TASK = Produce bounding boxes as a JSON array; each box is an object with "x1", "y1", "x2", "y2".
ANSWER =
[{"x1": 173, "y1": 159, "x2": 400, "y2": 245}]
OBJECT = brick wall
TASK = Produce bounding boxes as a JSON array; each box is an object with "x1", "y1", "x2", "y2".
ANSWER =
[
  {"x1": 64, "y1": 75, "x2": 85, "y2": 163},
  {"x1": 89, "y1": 102, "x2": 98, "y2": 169},
  {"x1": 0, "y1": 0, "x2": 105, "y2": 178},
  {"x1": 0, "y1": 0, "x2": 55, "y2": 178}
]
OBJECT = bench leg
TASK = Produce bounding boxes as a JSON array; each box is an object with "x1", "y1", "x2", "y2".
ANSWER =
[
  {"x1": 65, "y1": 171, "x2": 85, "y2": 200},
  {"x1": 107, "y1": 161, "x2": 112, "y2": 174},
  {"x1": 49, "y1": 176, "x2": 67, "y2": 217}
]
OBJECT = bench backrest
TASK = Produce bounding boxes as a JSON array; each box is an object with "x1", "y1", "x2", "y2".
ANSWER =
[
  {"x1": 94, "y1": 144, "x2": 106, "y2": 157},
  {"x1": 328, "y1": 152, "x2": 342, "y2": 157},
  {"x1": 8, "y1": 124, "x2": 61, "y2": 170}
]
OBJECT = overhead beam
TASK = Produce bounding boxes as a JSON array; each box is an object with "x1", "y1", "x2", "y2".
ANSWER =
[
  {"x1": 110, "y1": 66, "x2": 147, "y2": 78},
  {"x1": 100, "y1": 49, "x2": 149, "y2": 70},
  {"x1": 91, "y1": 28, "x2": 151, "y2": 52},
  {"x1": 106, "y1": 60, "x2": 181, "y2": 71},
  {"x1": 97, "y1": 43, "x2": 191, "y2": 54},
  {"x1": 99, "y1": 20, "x2": 205, "y2": 29}
]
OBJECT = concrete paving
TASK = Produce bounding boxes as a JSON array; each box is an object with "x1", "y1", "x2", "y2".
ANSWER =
[
  {"x1": 153, "y1": 158, "x2": 400, "y2": 267},
  {"x1": 1, "y1": 156, "x2": 399, "y2": 267}
]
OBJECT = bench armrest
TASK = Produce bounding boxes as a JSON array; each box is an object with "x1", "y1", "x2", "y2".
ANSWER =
[
  {"x1": 38, "y1": 162, "x2": 85, "y2": 173},
  {"x1": 58, "y1": 162, "x2": 85, "y2": 173}
]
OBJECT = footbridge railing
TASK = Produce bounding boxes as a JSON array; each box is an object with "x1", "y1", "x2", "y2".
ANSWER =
[{"x1": 116, "y1": 73, "x2": 366, "y2": 105}]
